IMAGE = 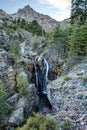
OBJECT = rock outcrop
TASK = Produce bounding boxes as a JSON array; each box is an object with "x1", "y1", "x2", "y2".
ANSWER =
[
  {"x1": 0, "y1": 9, "x2": 12, "y2": 20},
  {"x1": 47, "y1": 61, "x2": 87, "y2": 129},
  {"x1": 8, "y1": 84, "x2": 37, "y2": 126},
  {"x1": 0, "y1": 49, "x2": 8, "y2": 82}
]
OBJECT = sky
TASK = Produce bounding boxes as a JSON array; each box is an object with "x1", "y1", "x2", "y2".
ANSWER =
[{"x1": 0, "y1": 0, "x2": 71, "y2": 21}]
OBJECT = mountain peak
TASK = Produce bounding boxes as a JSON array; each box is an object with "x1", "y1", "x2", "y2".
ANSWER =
[
  {"x1": 24, "y1": 5, "x2": 33, "y2": 10},
  {"x1": 11, "y1": 5, "x2": 59, "y2": 32},
  {"x1": 18, "y1": 5, "x2": 33, "y2": 13}
]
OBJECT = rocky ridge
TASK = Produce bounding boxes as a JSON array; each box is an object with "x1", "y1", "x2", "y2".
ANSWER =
[{"x1": 11, "y1": 5, "x2": 59, "y2": 32}]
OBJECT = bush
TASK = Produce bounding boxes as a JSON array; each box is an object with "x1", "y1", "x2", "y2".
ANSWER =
[
  {"x1": 15, "y1": 113, "x2": 59, "y2": 130},
  {"x1": 32, "y1": 35, "x2": 41, "y2": 51},
  {"x1": 0, "y1": 82, "x2": 12, "y2": 120},
  {"x1": 16, "y1": 75, "x2": 29, "y2": 96},
  {"x1": 62, "y1": 119, "x2": 72, "y2": 130},
  {"x1": 64, "y1": 76, "x2": 72, "y2": 81},
  {"x1": 9, "y1": 44, "x2": 21, "y2": 66}
]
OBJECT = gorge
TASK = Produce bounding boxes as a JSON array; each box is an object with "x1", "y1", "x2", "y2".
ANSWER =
[{"x1": 0, "y1": 4, "x2": 87, "y2": 130}]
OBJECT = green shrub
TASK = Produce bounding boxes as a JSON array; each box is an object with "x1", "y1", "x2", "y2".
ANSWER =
[
  {"x1": 6, "y1": 28, "x2": 13, "y2": 38},
  {"x1": 62, "y1": 119, "x2": 72, "y2": 130},
  {"x1": 15, "y1": 113, "x2": 59, "y2": 130},
  {"x1": 64, "y1": 76, "x2": 72, "y2": 81},
  {"x1": 32, "y1": 35, "x2": 41, "y2": 51},
  {"x1": 23, "y1": 63, "x2": 29, "y2": 72},
  {"x1": 13, "y1": 19, "x2": 45, "y2": 36},
  {"x1": 9, "y1": 44, "x2": 21, "y2": 66},
  {"x1": 47, "y1": 79, "x2": 52, "y2": 84},
  {"x1": 0, "y1": 82, "x2": 12, "y2": 120},
  {"x1": 16, "y1": 75, "x2": 29, "y2": 96}
]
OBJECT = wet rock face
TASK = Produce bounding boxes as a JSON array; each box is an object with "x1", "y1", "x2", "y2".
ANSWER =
[
  {"x1": 48, "y1": 64, "x2": 63, "y2": 80},
  {"x1": 40, "y1": 48, "x2": 65, "y2": 80}
]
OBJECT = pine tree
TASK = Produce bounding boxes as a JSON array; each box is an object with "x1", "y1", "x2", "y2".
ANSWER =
[
  {"x1": 69, "y1": 21, "x2": 87, "y2": 56},
  {"x1": 71, "y1": 0, "x2": 87, "y2": 24},
  {"x1": 69, "y1": 0, "x2": 87, "y2": 57},
  {"x1": 49, "y1": 26, "x2": 69, "y2": 58}
]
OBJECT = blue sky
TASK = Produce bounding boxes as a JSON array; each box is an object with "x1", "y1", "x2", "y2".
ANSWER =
[{"x1": 0, "y1": 0, "x2": 71, "y2": 21}]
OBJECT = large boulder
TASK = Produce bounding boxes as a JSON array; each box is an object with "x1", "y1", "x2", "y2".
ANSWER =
[
  {"x1": 8, "y1": 108, "x2": 24, "y2": 125},
  {"x1": 47, "y1": 77, "x2": 64, "y2": 111}
]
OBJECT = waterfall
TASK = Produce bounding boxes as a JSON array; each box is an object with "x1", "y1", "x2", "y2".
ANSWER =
[
  {"x1": 33, "y1": 57, "x2": 52, "y2": 113},
  {"x1": 42, "y1": 58, "x2": 49, "y2": 80},
  {"x1": 33, "y1": 57, "x2": 49, "y2": 95}
]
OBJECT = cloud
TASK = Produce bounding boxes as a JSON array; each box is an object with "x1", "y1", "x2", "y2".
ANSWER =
[
  {"x1": 51, "y1": 8, "x2": 70, "y2": 21},
  {"x1": 38, "y1": 0, "x2": 71, "y2": 10},
  {"x1": 37, "y1": 0, "x2": 71, "y2": 20}
]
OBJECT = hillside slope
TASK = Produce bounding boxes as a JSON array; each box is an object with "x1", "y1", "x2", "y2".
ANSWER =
[{"x1": 48, "y1": 60, "x2": 87, "y2": 129}]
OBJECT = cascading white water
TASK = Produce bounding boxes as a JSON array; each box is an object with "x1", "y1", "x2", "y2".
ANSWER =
[
  {"x1": 43, "y1": 58, "x2": 49, "y2": 80},
  {"x1": 33, "y1": 57, "x2": 49, "y2": 95},
  {"x1": 32, "y1": 57, "x2": 52, "y2": 113}
]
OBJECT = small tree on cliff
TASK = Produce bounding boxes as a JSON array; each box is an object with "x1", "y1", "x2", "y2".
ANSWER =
[{"x1": 0, "y1": 82, "x2": 12, "y2": 121}]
